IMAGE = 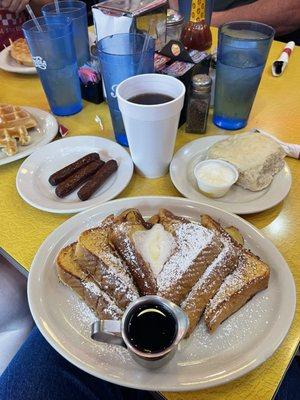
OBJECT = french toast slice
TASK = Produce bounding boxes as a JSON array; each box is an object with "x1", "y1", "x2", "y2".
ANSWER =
[
  {"x1": 56, "y1": 243, "x2": 122, "y2": 320},
  {"x1": 109, "y1": 209, "x2": 157, "y2": 296},
  {"x1": 181, "y1": 215, "x2": 241, "y2": 336},
  {"x1": 153, "y1": 209, "x2": 223, "y2": 305},
  {"x1": 76, "y1": 215, "x2": 139, "y2": 310},
  {"x1": 204, "y1": 249, "x2": 270, "y2": 332}
]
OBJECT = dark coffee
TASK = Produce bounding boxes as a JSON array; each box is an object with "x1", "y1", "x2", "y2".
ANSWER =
[
  {"x1": 128, "y1": 93, "x2": 174, "y2": 105},
  {"x1": 126, "y1": 303, "x2": 177, "y2": 354}
]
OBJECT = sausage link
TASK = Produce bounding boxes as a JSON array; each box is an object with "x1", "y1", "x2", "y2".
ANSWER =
[
  {"x1": 55, "y1": 160, "x2": 104, "y2": 198},
  {"x1": 77, "y1": 160, "x2": 118, "y2": 201},
  {"x1": 49, "y1": 153, "x2": 100, "y2": 186}
]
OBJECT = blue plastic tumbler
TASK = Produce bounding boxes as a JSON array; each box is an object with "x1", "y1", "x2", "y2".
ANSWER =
[
  {"x1": 213, "y1": 21, "x2": 274, "y2": 130},
  {"x1": 42, "y1": 0, "x2": 90, "y2": 67},
  {"x1": 97, "y1": 33, "x2": 155, "y2": 147},
  {"x1": 23, "y1": 17, "x2": 82, "y2": 116}
]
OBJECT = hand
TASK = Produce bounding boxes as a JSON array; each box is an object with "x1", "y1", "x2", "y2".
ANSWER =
[
  {"x1": 211, "y1": 11, "x2": 226, "y2": 28},
  {"x1": 1, "y1": 0, "x2": 30, "y2": 14}
]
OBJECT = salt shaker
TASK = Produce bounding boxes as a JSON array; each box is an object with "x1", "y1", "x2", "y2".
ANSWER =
[
  {"x1": 186, "y1": 74, "x2": 212, "y2": 133},
  {"x1": 166, "y1": 9, "x2": 184, "y2": 42}
]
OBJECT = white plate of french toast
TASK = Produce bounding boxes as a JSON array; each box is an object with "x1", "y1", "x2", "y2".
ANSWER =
[
  {"x1": 0, "y1": 39, "x2": 36, "y2": 74},
  {"x1": 0, "y1": 105, "x2": 58, "y2": 166},
  {"x1": 170, "y1": 132, "x2": 292, "y2": 214},
  {"x1": 28, "y1": 196, "x2": 295, "y2": 391}
]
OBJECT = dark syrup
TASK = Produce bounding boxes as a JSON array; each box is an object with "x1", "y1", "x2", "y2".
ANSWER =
[
  {"x1": 128, "y1": 93, "x2": 174, "y2": 105},
  {"x1": 126, "y1": 303, "x2": 177, "y2": 353}
]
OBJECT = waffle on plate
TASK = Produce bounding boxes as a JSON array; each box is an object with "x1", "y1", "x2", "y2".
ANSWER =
[
  {"x1": 56, "y1": 208, "x2": 270, "y2": 336},
  {"x1": 10, "y1": 38, "x2": 33, "y2": 67},
  {"x1": 0, "y1": 104, "x2": 37, "y2": 156}
]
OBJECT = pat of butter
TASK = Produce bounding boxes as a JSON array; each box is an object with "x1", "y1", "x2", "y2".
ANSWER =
[
  {"x1": 195, "y1": 163, "x2": 235, "y2": 186},
  {"x1": 133, "y1": 224, "x2": 175, "y2": 277}
]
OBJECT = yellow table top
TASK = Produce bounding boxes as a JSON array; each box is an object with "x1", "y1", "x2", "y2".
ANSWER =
[{"x1": 0, "y1": 30, "x2": 299, "y2": 400}]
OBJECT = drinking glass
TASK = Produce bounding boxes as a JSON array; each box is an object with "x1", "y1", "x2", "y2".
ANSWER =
[
  {"x1": 42, "y1": 0, "x2": 90, "y2": 67},
  {"x1": 98, "y1": 33, "x2": 155, "y2": 147},
  {"x1": 213, "y1": 21, "x2": 274, "y2": 130},
  {"x1": 23, "y1": 17, "x2": 82, "y2": 116}
]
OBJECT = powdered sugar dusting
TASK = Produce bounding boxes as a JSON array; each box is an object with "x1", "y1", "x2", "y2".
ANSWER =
[
  {"x1": 181, "y1": 238, "x2": 231, "y2": 308},
  {"x1": 157, "y1": 222, "x2": 214, "y2": 290},
  {"x1": 99, "y1": 268, "x2": 138, "y2": 304},
  {"x1": 206, "y1": 254, "x2": 267, "y2": 315},
  {"x1": 112, "y1": 223, "x2": 154, "y2": 290},
  {"x1": 103, "y1": 251, "x2": 134, "y2": 286},
  {"x1": 67, "y1": 294, "x2": 97, "y2": 333},
  {"x1": 94, "y1": 342, "x2": 132, "y2": 366},
  {"x1": 99, "y1": 289, "x2": 123, "y2": 318},
  {"x1": 179, "y1": 294, "x2": 272, "y2": 363},
  {"x1": 94, "y1": 248, "x2": 139, "y2": 304},
  {"x1": 82, "y1": 280, "x2": 102, "y2": 296},
  {"x1": 116, "y1": 225, "x2": 141, "y2": 268},
  {"x1": 82, "y1": 280, "x2": 122, "y2": 319}
]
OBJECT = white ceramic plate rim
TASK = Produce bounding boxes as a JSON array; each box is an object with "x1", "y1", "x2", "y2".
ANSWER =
[
  {"x1": 170, "y1": 135, "x2": 292, "y2": 214},
  {"x1": 16, "y1": 136, "x2": 134, "y2": 214},
  {"x1": 0, "y1": 107, "x2": 58, "y2": 166},
  {"x1": 27, "y1": 196, "x2": 296, "y2": 392},
  {"x1": 0, "y1": 45, "x2": 36, "y2": 74}
]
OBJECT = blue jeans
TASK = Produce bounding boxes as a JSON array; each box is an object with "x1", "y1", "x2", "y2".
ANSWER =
[
  {"x1": 0, "y1": 327, "x2": 153, "y2": 400},
  {"x1": 1, "y1": 327, "x2": 299, "y2": 400}
]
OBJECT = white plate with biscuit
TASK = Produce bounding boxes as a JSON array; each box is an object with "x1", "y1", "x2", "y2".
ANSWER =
[
  {"x1": 170, "y1": 135, "x2": 292, "y2": 214},
  {"x1": 0, "y1": 106, "x2": 58, "y2": 166},
  {"x1": 16, "y1": 136, "x2": 134, "y2": 214},
  {"x1": 27, "y1": 196, "x2": 296, "y2": 391},
  {"x1": 0, "y1": 45, "x2": 36, "y2": 74}
]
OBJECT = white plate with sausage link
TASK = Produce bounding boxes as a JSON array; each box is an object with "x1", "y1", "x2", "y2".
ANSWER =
[{"x1": 16, "y1": 136, "x2": 134, "y2": 214}]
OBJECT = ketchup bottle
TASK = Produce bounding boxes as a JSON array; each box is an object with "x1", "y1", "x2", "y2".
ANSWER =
[{"x1": 181, "y1": 0, "x2": 212, "y2": 51}]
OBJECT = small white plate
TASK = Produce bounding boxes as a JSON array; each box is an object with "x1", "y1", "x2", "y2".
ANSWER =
[
  {"x1": 170, "y1": 135, "x2": 292, "y2": 214},
  {"x1": 0, "y1": 106, "x2": 58, "y2": 166},
  {"x1": 16, "y1": 136, "x2": 134, "y2": 214},
  {"x1": 28, "y1": 196, "x2": 296, "y2": 392},
  {"x1": 0, "y1": 45, "x2": 36, "y2": 74}
]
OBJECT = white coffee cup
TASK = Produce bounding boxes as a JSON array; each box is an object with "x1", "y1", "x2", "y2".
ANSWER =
[{"x1": 116, "y1": 74, "x2": 186, "y2": 178}]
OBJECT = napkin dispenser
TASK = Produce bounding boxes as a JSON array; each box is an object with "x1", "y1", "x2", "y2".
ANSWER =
[{"x1": 92, "y1": 0, "x2": 168, "y2": 50}]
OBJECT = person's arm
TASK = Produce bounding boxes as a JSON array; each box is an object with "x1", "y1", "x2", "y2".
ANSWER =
[
  {"x1": 212, "y1": 0, "x2": 300, "y2": 35},
  {"x1": 0, "y1": 0, "x2": 29, "y2": 14},
  {"x1": 29, "y1": 0, "x2": 51, "y2": 16},
  {"x1": 168, "y1": 0, "x2": 179, "y2": 10},
  {"x1": 0, "y1": 0, "x2": 49, "y2": 14}
]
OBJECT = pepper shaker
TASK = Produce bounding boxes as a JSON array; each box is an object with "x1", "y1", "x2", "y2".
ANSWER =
[{"x1": 186, "y1": 74, "x2": 212, "y2": 133}]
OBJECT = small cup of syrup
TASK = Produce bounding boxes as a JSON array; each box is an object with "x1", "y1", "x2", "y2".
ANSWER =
[{"x1": 91, "y1": 295, "x2": 189, "y2": 369}]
